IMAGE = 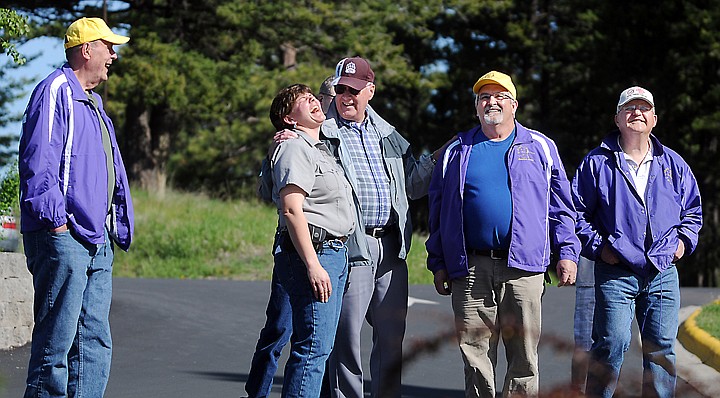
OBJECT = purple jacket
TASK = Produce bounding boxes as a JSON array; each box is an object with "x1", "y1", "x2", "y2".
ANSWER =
[
  {"x1": 19, "y1": 63, "x2": 134, "y2": 250},
  {"x1": 426, "y1": 122, "x2": 580, "y2": 279},
  {"x1": 572, "y1": 131, "x2": 702, "y2": 275}
]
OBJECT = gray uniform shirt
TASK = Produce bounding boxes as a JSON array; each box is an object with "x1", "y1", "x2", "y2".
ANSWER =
[{"x1": 271, "y1": 130, "x2": 356, "y2": 238}]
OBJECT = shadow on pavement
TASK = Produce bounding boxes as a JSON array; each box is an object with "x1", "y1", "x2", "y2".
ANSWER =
[{"x1": 1, "y1": 279, "x2": 717, "y2": 398}]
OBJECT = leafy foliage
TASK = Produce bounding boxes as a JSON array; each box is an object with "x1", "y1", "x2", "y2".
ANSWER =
[
  {"x1": 0, "y1": 8, "x2": 29, "y2": 64},
  {"x1": 0, "y1": 9, "x2": 31, "y2": 167},
  {"x1": 9, "y1": 0, "x2": 720, "y2": 285},
  {"x1": 0, "y1": 163, "x2": 19, "y2": 214}
]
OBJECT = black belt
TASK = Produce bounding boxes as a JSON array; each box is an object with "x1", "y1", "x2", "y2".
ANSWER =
[
  {"x1": 467, "y1": 248, "x2": 509, "y2": 260},
  {"x1": 279, "y1": 231, "x2": 347, "y2": 253},
  {"x1": 365, "y1": 224, "x2": 396, "y2": 238}
]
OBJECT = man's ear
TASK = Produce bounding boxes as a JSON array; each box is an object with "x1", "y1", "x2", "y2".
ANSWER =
[
  {"x1": 366, "y1": 84, "x2": 375, "y2": 101},
  {"x1": 283, "y1": 115, "x2": 295, "y2": 126},
  {"x1": 82, "y1": 42, "x2": 92, "y2": 60}
]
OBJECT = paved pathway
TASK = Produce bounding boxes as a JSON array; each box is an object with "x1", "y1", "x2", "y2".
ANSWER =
[{"x1": 1, "y1": 279, "x2": 718, "y2": 397}]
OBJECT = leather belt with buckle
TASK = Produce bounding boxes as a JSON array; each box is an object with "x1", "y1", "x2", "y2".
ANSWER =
[
  {"x1": 467, "y1": 248, "x2": 509, "y2": 260},
  {"x1": 365, "y1": 224, "x2": 396, "y2": 238},
  {"x1": 279, "y1": 231, "x2": 347, "y2": 253}
]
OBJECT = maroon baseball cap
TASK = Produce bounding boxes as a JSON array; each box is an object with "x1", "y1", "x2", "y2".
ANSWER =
[{"x1": 333, "y1": 57, "x2": 375, "y2": 91}]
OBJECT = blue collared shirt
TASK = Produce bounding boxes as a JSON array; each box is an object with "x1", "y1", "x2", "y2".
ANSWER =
[{"x1": 337, "y1": 117, "x2": 392, "y2": 228}]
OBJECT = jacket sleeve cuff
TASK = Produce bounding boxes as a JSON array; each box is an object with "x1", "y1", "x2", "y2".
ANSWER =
[
  {"x1": 678, "y1": 234, "x2": 694, "y2": 254},
  {"x1": 558, "y1": 251, "x2": 579, "y2": 263},
  {"x1": 51, "y1": 215, "x2": 68, "y2": 229},
  {"x1": 427, "y1": 258, "x2": 445, "y2": 274}
]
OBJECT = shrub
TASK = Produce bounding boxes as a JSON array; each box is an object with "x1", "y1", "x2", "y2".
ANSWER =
[{"x1": 0, "y1": 163, "x2": 19, "y2": 214}]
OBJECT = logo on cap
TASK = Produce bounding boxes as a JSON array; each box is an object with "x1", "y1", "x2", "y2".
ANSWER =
[
  {"x1": 617, "y1": 86, "x2": 654, "y2": 113},
  {"x1": 345, "y1": 62, "x2": 357, "y2": 75}
]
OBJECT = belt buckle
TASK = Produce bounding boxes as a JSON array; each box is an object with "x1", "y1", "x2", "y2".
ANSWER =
[
  {"x1": 490, "y1": 250, "x2": 503, "y2": 260},
  {"x1": 369, "y1": 227, "x2": 382, "y2": 237}
]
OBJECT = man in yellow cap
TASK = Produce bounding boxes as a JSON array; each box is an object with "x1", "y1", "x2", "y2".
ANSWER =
[
  {"x1": 18, "y1": 17, "x2": 134, "y2": 398},
  {"x1": 426, "y1": 71, "x2": 579, "y2": 397}
]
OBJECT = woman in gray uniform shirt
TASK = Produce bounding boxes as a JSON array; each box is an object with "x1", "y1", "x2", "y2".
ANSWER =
[{"x1": 267, "y1": 83, "x2": 355, "y2": 397}]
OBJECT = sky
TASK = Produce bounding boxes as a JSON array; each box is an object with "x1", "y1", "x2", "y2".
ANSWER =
[{"x1": 2, "y1": 36, "x2": 66, "y2": 159}]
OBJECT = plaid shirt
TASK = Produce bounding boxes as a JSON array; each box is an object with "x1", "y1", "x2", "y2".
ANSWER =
[{"x1": 338, "y1": 118, "x2": 392, "y2": 228}]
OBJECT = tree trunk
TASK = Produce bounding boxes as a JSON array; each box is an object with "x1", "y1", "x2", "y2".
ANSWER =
[
  {"x1": 121, "y1": 101, "x2": 170, "y2": 198},
  {"x1": 281, "y1": 42, "x2": 296, "y2": 69}
]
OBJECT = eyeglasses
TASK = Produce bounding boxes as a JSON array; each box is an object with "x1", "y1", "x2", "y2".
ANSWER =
[
  {"x1": 334, "y1": 85, "x2": 362, "y2": 96},
  {"x1": 621, "y1": 104, "x2": 653, "y2": 113},
  {"x1": 478, "y1": 92, "x2": 514, "y2": 102}
]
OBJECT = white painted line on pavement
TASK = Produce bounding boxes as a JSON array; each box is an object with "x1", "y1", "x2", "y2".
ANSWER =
[{"x1": 408, "y1": 296, "x2": 439, "y2": 307}]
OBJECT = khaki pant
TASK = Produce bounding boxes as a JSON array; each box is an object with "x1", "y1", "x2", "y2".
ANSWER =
[{"x1": 451, "y1": 254, "x2": 545, "y2": 398}]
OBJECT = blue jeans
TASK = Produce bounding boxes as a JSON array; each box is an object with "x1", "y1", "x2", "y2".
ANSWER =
[
  {"x1": 572, "y1": 257, "x2": 596, "y2": 392},
  {"x1": 245, "y1": 264, "x2": 292, "y2": 398},
  {"x1": 23, "y1": 229, "x2": 114, "y2": 398},
  {"x1": 586, "y1": 262, "x2": 679, "y2": 398},
  {"x1": 574, "y1": 257, "x2": 596, "y2": 352},
  {"x1": 276, "y1": 239, "x2": 348, "y2": 398}
]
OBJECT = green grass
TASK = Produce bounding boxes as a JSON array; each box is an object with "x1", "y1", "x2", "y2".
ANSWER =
[
  {"x1": 114, "y1": 188, "x2": 436, "y2": 283},
  {"x1": 114, "y1": 189, "x2": 278, "y2": 280},
  {"x1": 695, "y1": 301, "x2": 720, "y2": 341},
  {"x1": 407, "y1": 232, "x2": 434, "y2": 285}
]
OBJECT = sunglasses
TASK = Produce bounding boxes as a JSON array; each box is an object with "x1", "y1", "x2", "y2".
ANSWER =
[{"x1": 334, "y1": 85, "x2": 362, "y2": 96}]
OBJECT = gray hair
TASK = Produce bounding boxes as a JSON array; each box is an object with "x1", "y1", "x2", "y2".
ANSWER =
[{"x1": 319, "y1": 75, "x2": 335, "y2": 96}]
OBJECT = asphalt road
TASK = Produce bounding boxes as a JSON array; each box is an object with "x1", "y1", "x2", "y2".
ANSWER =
[{"x1": 1, "y1": 279, "x2": 718, "y2": 397}]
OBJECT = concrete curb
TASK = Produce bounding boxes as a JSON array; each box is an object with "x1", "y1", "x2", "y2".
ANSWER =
[
  {"x1": 678, "y1": 300, "x2": 720, "y2": 373},
  {"x1": 676, "y1": 305, "x2": 720, "y2": 397}
]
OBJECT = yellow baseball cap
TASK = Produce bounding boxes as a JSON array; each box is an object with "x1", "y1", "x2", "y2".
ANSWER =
[
  {"x1": 472, "y1": 71, "x2": 517, "y2": 99},
  {"x1": 64, "y1": 17, "x2": 129, "y2": 49}
]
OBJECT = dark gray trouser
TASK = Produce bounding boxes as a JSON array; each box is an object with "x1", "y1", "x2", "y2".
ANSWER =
[{"x1": 327, "y1": 233, "x2": 408, "y2": 398}]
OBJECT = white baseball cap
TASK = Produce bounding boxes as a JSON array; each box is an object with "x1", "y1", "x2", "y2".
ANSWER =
[{"x1": 617, "y1": 86, "x2": 654, "y2": 113}]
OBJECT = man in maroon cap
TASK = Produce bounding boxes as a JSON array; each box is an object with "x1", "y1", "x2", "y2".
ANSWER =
[
  {"x1": 320, "y1": 56, "x2": 437, "y2": 398},
  {"x1": 251, "y1": 56, "x2": 447, "y2": 398}
]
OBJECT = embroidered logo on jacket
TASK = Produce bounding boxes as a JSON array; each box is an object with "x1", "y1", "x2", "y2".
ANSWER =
[
  {"x1": 515, "y1": 145, "x2": 535, "y2": 161},
  {"x1": 664, "y1": 166, "x2": 673, "y2": 183}
]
